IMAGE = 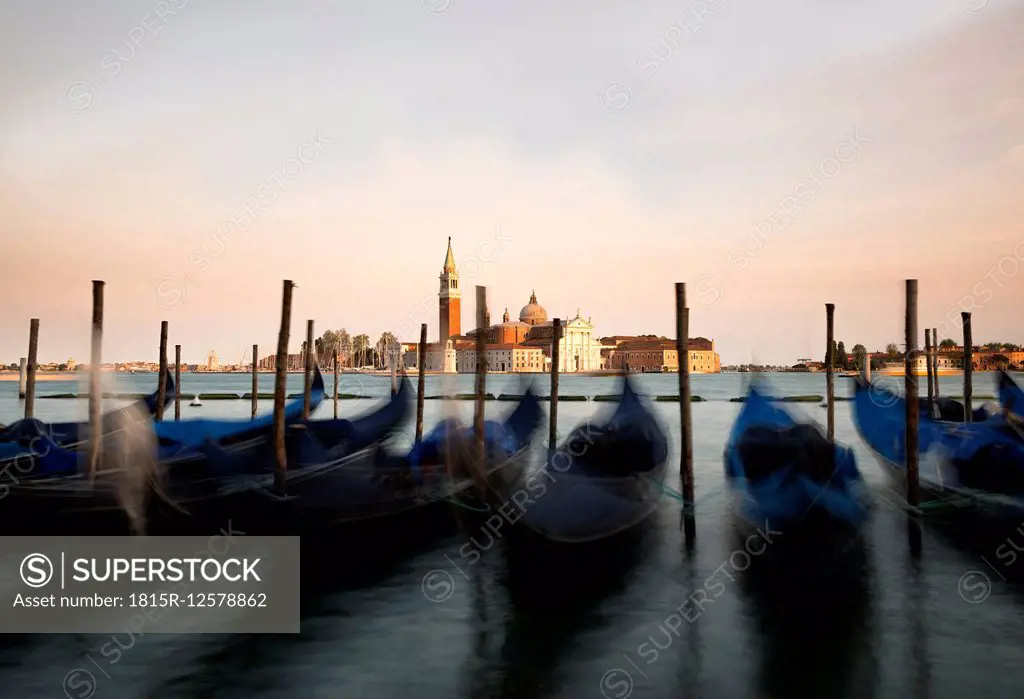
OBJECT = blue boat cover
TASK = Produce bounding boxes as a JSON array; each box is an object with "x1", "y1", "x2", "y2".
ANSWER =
[
  {"x1": 0, "y1": 372, "x2": 176, "y2": 448},
  {"x1": 407, "y1": 386, "x2": 542, "y2": 474},
  {"x1": 999, "y1": 371, "x2": 1024, "y2": 417},
  {"x1": 725, "y1": 381, "x2": 867, "y2": 528},
  {"x1": 852, "y1": 377, "x2": 1024, "y2": 500},
  {"x1": 554, "y1": 375, "x2": 668, "y2": 477},
  {"x1": 0, "y1": 428, "x2": 80, "y2": 476},
  {"x1": 154, "y1": 367, "x2": 325, "y2": 458}
]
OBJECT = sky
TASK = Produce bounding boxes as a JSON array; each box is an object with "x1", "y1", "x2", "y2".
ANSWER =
[{"x1": 1, "y1": 0, "x2": 1021, "y2": 366}]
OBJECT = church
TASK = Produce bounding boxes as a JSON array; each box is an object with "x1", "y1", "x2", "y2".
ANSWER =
[{"x1": 409, "y1": 238, "x2": 604, "y2": 373}]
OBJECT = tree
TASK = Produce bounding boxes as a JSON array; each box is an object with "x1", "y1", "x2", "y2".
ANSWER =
[
  {"x1": 939, "y1": 339, "x2": 956, "y2": 349},
  {"x1": 316, "y1": 329, "x2": 342, "y2": 365},
  {"x1": 353, "y1": 334, "x2": 370, "y2": 367},
  {"x1": 885, "y1": 343, "x2": 900, "y2": 360},
  {"x1": 824, "y1": 340, "x2": 839, "y2": 369},
  {"x1": 992, "y1": 354, "x2": 1010, "y2": 369},
  {"x1": 376, "y1": 332, "x2": 399, "y2": 369},
  {"x1": 836, "y1": 341, "x2": 848, "y2": 370},
  {"x1": 850, "y1": 344, "x2": 866, "y2": 370},
  {"x1": 337, "y1": 329, "x2": 351, "y2": 367}
]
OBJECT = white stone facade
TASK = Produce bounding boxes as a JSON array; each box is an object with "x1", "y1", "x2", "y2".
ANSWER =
[{"x1": 457, "y1": 346, "x2": 545, "y2": 373}]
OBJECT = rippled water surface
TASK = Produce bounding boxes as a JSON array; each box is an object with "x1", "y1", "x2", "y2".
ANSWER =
[{"x1": 2, "y1": 372, "x2": 1023, "y2": 699}]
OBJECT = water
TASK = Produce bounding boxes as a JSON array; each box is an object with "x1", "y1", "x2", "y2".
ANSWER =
[{"x1": 2, "y1": 372, "x2": 1024, "y2": 699}]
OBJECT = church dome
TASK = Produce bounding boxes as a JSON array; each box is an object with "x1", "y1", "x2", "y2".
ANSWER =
[{"x1": 519, "y1": 290, "x2": 548, "y2": 326}]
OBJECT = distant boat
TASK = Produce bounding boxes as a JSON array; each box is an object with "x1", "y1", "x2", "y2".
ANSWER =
[{"x1": 190, "y1": 395, "x2": 202, "y2": 407}]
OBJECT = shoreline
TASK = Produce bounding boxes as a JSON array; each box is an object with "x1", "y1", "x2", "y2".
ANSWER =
[{"x1": 0, "y1": 369, "x2": 1014, "y2": 382}]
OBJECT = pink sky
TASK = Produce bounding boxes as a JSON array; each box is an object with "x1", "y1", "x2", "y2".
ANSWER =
[{"x1": 1, "y1": 2, "x2": 1021, "y2": 365}]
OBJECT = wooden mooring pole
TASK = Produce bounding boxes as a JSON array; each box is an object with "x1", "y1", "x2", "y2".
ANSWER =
[
  {"x1": 251, "y1": 344, "x2": 259, "y2": 420},
  {"x1": 333, "y1": 350, "x2": 340, "y2": 420},
  {"x1": 905, "y1": 279, "x2": 922, "y2": 553},
  {"x1": 825, "y1": 303, "x2": 835, "y2": 442},
  {"x1": 17, "y1": 357, "x2": 27, "y2": 399},
  {"x1": 24, "y1": 319, "x2": 39, "y2": 419},
  {"x1": 416, "y1": 323, "x2": 427, "y2": 442},
  {"x1": 675, "y1": 283, "x2": 695, "y2": 542},
  {"x1": 924, "y1": 329, "x2": 934, "y2": 418},
  {"x1": 174, "y1": 344, "x2": 181, "y2": 421},
  {"x1": 932, "y1": 327, "x2": 940, "y2": 399},
  {"x1": 87, "y1": 281, "x2": 104, "y2": 480},
  {"x1": 273, "y1": 281, "x2": 294, "y2": 494},
  {"x1": 303, "y1": 319, "x2": 314, "y2": 420},
  {"x1": 962, "y1": 312, "x2": 973, "y2": 423},
  {"x1": 549, "y1": 317, "x2": 561, "y2": 460},
  {"x1": 474, "y1": 287, "x2": 487, "y2": 465},
  {"x1": 390, "y1": 347, "x2": 398, "y2": 397},
  {"x1": 156, "y1": 320, "x2": 168, "y2": 421}
]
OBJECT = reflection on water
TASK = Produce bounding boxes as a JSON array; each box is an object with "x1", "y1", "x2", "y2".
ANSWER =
[{"x1": 735, "y1": 524, "x2": 877, "y2": 699}]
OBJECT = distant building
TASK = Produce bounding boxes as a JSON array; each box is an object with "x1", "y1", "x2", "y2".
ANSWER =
[
  {"x1": 425, "y1": 339, "x2": 458, "y2": 372},
  {"x1": 457, "y1": 344, "x2": 545, "y2": 373},
  {"x1": 602, "y1": 336, "x2": 721, "y2": 373},
  {"x1": 936, "y1": 345, "x2": 1024, "y2": 370},
  {"x1": 519, "y1": 309, "x2": 603, "y2": 372},
  {"x1": 257, "y1": 352, "x2": 304, "y2": 370},
  {"x1": 415, "y1": 240, "x2": 604, "y2": 373},
  {"x1": 207, "y1": 350, "x2": 220, "y2": 371}
]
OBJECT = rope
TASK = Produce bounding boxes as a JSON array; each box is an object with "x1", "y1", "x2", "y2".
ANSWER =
[{"x1": 441, "y1": 494, "x2": 492, "y2": 512}]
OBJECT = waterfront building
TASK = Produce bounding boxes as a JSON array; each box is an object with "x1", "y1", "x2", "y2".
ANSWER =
[
  {"x1": 207, "y1": 350, "x2": 220, "y2": 371},
  {"x1": 521, "y1": 308, "x2": 603, "y2": 373},
  {"x1": 457, "y1": 344, "x2": 545, "y2": 373},
  {"x1": 466, "y1": 306, "x2": 532, "y2": 345},
  {"x1": 425, "y1": 339, "x2": 458, "y2": 372},
  {"x1": 256, "y1": 352, "x2": 304, "y2": 370},
  {"x1": 934, "y1": 345, "x2": 1024, "y2": 371},
  {"x1": 603, "y1": 336, "x2": 721, "y2": 373}
]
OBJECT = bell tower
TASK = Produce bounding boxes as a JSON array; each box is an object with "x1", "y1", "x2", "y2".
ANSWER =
[{"x1": 439, "y1": 237, "x2": 461, "y2": 342}]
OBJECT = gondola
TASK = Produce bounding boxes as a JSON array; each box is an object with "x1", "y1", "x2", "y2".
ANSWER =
[
  {"x1": 0, "y1": 371, "x2": 175, "y2": 452},
  {"x1": 153, "y1": 382, "x2": 542, "y2": 536},
  {"x1": 0, "y1": 369, "x2": 328, "y2": 533},
  {"x1": 153, "y1": 367, "x2": 325, "y2": 462},
  {"x1": 723, "y1": 381, "x2": 871, "y2": 569},
  {"x1": 514, "y1": 375, "x2": 668, "y2": 544},
  {"x1": 266, "y1": 385, "x2": 543, "y2": 531},
  {"x1": 852, "y1": 375, "x2": 1024, "y2": 522},
  {"x1": 998, "y1": 370, "x2": 1024, "y2": 417}
]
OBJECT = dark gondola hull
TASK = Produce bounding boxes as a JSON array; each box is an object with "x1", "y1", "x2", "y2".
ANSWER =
[
  {"x1": 153, "y1": 385, "x2": 540, "y2": 535},
  {"x1": 2, "y1": 381, "x2": 542, "y2": 538},
  {"x1": 723, "y1": 382, "x2": 870, "y2": 570},
  {"x1": 514, "y1": 375, "x2": 669, "y2": 546}
]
